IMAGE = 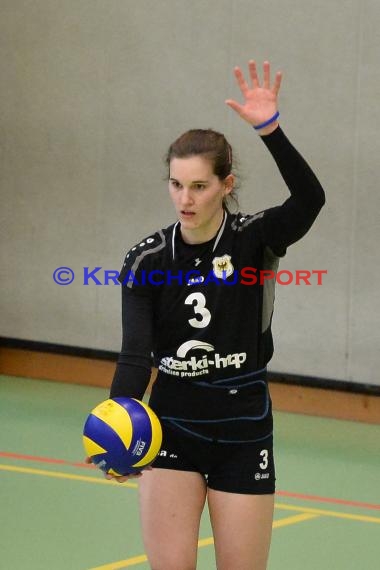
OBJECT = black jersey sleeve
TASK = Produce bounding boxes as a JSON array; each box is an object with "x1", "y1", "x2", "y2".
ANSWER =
[
  {"x1": 110, "y1": 240, "x2": 157, "y2": 400},
  {"x1": 110, "y1": 286, "x2": 153, "y2": 399},
  {"x1": 258, "y1": 127, "x2": 325, "y2": 256}
]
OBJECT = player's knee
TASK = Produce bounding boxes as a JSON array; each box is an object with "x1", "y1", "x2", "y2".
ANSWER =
[
  {"x1": 147, "y1": 547, "x2": 197, "y2": 570},
  {"x1": 151, "y1": 567, "x2": 195, "y2": 570},
  {"x1": 145, "y1": 542, "x2": 197, "y2": 570},
  {"x1": 150, "y1": 560, "x2": 195, "y2": 570}
]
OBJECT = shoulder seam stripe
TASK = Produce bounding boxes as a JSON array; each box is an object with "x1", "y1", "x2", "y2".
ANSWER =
[{"x1": 127, "y1": 230, "x2": 166, "y2": 289}]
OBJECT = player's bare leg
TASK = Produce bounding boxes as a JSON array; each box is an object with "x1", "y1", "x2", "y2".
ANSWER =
[
  {"x1": 138, "y1": 468, "x2": 207, "y2": 570},
  {"x1": 208, "y1": 489, "x2": 274, "y2": 570}
]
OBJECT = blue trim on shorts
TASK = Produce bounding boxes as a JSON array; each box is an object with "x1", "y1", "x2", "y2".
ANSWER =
[
  {"x1": 161, "y1": 384, "x2": 269, "y2": 424},
  {"x1": 216, "y1": 431, "x2": 273, "y2": 444},
  {"x1": 165, "y1": 421, "x2": 215, "y2": 442},
  {"x1": 192, "y1": 367, "x2": 267, "y2": 387},
  {"x1": 165, "y1": 419, "x2": 273, "y2": 444}
]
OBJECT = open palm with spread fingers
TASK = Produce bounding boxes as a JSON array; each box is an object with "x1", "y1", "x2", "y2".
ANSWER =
[{"x1": 226, "y1": 60, "x2": 282, "y2": 133}]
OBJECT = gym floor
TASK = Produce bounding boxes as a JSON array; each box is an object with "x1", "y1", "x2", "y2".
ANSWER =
[{"x1": 1, "y1": 374, "x2": 379, "y2": 569}]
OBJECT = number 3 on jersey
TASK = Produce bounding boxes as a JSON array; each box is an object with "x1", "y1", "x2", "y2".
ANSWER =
[{"x1": 185, "y1": 292, "x2": 211, "y2": 328}]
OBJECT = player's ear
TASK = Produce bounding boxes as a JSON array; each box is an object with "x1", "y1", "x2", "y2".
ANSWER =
[{"x1": 223, "y1": 174, "x2": 235, "y2": 195}]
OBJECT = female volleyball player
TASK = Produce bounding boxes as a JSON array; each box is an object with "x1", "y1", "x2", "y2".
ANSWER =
[{"x1": 107, "y1": 60, "x2": 325, "y2": 569}]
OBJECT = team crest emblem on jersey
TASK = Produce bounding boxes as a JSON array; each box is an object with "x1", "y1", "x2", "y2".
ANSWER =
[{"x1": 212, "y1": 255, "x2": 234, "y2": 279}]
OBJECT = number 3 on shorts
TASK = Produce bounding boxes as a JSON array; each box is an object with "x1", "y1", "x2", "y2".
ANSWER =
[{"x1": 259, "y1": 449, "x2": 269, "y2": 470}]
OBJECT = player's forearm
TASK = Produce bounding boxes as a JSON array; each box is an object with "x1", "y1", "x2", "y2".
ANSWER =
[
  {"x1": 110, "y1": 360, "x2": 151, "y2": 399},
  {"x1": 110, "y1": 286, "x2": 154, "y2": 399},
  {"x1": 261, "y1": 126, "x2": 325, "y2": 212}
]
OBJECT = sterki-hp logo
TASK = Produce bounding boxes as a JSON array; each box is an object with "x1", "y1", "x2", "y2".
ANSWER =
[{"x1": 158, "y1": 339, "x2": 246, "y2": 379}]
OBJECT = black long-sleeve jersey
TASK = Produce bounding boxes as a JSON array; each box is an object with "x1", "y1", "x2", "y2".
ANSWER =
[{"x1": 110, "y1": 127, "x2": 325, "y2": 442}]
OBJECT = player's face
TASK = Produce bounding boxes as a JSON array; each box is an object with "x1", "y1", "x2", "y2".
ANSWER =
[{"x1": 169, "y1": 155, "x2": 233, "y2": 243}]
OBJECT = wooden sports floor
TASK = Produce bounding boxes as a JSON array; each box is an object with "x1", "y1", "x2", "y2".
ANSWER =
[{"x1": 1, "y1": 374, "x2": 379, "y2": 569}]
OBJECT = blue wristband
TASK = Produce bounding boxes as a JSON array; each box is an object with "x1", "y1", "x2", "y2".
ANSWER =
[{"x1": 253, "y1": 111, "x2": 280, "y2": 131}]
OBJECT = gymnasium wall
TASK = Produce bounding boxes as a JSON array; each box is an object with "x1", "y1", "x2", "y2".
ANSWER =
[{"x1": 1, "y1": 0, "x2": 379, "y2": 387}]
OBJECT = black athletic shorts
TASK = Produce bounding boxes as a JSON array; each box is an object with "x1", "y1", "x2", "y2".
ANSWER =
[{"x1": 152, "y1": 422, "x2": 275, "y2": 495}]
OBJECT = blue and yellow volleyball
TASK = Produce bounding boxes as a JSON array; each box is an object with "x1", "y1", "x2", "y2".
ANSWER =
[{"x1": 83, "y1": 397, "x2": 162, "y2": 476}]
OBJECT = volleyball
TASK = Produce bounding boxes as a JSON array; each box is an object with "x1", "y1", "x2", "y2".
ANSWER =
[{"x1": 83, "y1": 397, "x2": 162, "y2": 476}]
